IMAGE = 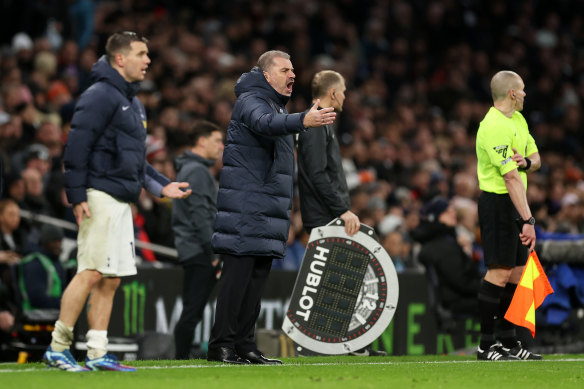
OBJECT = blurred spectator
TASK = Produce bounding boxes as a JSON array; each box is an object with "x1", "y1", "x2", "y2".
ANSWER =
[
  {"x1": 15, "y1": 225, "x2": 68, "y2": 311},
  {"x1": 131, "y1": 203, "x2": 157, "y2": 264},
  {"x1": 273, "y1": 210, "x2": 307, "y2": 271},
  {"x1": 381, "y1": 231, "x2": 410, "y2": 273},
  {"x1": 136, "y1": 136, "x2": 175, "y2": 250},
  {"x1": 555, "y1": 192, "x2": 583, "y2": 234},
  {"x1": 34, "y1": 121, "x2": 64, "y2": 159},
  {"x1": 21, "y1": 167, "x2": 53, "y2": 216},
  {"x1": 0, "y1": 112, "x2": 24, "y2": 153},
  {"x1": 0, "y1": 199, "x2": 26, "y2": 262},
  {"x1": 67, "y1": 0, "x2": 95, "y2": 50},
  {"x1": 0, "y1": 198, "x2": 25, "y2": 340},
  {"x1": 11, "y1": 32, "x2": 34, "y2": 71},
  {"x1": 46, "y1": 81, "x2": 72, "y2": 113},
  {"x1": 2, "y1": 171, "x2": 26, "y2": 206},
  {"x1": 412, "y1": 198, "x2": 483, "y2": 316},
  {"x1": 378, "y1": 212, "x2": 405, "y2": 236},
  {"x1": 77, "y1": 47, "x2": 98, "y2": 93},
  {"x1": 31, "y1": 51, "x2": 58, "y2": 93},
  {"x1": 11, "y1": 143, "x2": 52, "y2": 179}
]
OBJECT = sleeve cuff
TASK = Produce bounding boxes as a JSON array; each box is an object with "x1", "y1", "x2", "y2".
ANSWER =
[{"x1": 67, "y1": 188, "x2": 87, "y2": 205}]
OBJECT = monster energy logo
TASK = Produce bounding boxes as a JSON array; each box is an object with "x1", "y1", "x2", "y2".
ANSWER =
[{"x1": 122, "y1": 280, "x2": 146, "y2": 336}]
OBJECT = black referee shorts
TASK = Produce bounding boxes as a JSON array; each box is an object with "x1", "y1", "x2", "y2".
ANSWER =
[{"x1": 478, "y1": 191, "x2": 528, "y2": 268}]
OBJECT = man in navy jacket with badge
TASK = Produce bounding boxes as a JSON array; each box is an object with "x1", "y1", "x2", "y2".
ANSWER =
[
  {"x1": 209, "y1": 50, "x2": 336, "y2": 364},
  {"x1": 43, "y1": 32, "x2": 191, "y2": 372}
]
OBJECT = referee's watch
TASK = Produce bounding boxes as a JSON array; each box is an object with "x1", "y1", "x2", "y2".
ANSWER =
[{"x1": 522, "y1": 216, "x2": 536, "y2": 226}]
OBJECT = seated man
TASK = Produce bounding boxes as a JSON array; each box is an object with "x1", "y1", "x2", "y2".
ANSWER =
[
  {"x1": 412, "y1": 198, "x2": 484, "y2": 317},
  {"x1": 16, "y1": 225, "x2": 68, "y2": 312}
]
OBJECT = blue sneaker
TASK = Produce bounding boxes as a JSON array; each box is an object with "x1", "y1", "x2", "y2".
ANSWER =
[
  {"x1": 43, "y1": 346, "x2": 90, "y2": 372},
  {"x1": 85, "y1": 353, "x2": 137, "y2": 372}
]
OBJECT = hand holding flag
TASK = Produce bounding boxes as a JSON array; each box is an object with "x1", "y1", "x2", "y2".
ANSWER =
[{"x1": 504, "y1": 251, "x2": 554, "y2": 337}]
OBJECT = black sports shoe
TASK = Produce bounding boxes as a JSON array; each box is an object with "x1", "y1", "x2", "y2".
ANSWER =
[
  {"x1": 503, "y1": 342, "x2": 543, "y2": 360},
  {"x1": 477, "y1": 344, "x2": 512, "y2": 361},
  {"x1": 348, "y1": 346, "x2": 387, "y2": 356}
]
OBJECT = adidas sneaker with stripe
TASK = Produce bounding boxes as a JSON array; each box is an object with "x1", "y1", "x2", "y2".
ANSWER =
[
  {"x1": 477, "y1": 344, "x2": 512, "y2": 361},
  {"x1": 503, "y1": 342, "x2": 543, "y2": 360}
]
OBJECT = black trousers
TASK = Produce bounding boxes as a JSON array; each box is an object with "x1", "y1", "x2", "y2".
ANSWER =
[
  {"x1": 208, "y1": 254, "x2": 273, "y2": 354},
  {"x1": 174, "y1": 258, "x2": 218, "y2": 359}
]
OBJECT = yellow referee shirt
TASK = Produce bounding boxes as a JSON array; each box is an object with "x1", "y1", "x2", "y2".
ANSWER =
[{"x1": 476, "y1": 107, "x2": 538, "y2": 194}]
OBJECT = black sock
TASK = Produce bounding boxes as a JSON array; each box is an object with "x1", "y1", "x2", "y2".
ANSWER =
[
  {"x1": 498, "y1": 283, "x2": 518, "y2": 348},
  {"x1": 478, "y1": 280, "x2": 504, "y2": 350}
]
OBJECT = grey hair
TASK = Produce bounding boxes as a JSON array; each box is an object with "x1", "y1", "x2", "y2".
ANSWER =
[{"x1": 257, "y1": 50, "x2": 290, "y2": 72}]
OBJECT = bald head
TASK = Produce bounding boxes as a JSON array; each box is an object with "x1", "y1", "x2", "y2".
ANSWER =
[{"x1": 490, "y1": 71, "x2": 523, "y2": 102}]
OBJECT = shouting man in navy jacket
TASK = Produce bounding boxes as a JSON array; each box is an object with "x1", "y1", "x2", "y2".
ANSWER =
[
  {"x1": 43, "y1": 32, "x2": 191, "y2": 372},
  {"x1": 208, "y1": 50, "x2": 336, "y2": 364}
]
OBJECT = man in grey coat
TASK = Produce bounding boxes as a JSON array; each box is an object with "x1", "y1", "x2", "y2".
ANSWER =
[
  {"x1": 297, "y1": 70, "x2": 360, "y2": 235},
  {"x1": 172, "y1": 120, "x2": 224, "y2": 360},
  {"x1": 297, "y1": 70, "x2": 385, "y2": 357}
]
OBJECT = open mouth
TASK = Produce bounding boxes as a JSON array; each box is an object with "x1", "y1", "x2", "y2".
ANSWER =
[{"x1": 286, "y1": 81, "x2": 294, "y2": 93}]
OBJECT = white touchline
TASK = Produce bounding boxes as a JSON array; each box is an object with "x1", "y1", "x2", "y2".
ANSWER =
[{"x1": 2, "y1": 358, "x2": 584, "y2": 373}]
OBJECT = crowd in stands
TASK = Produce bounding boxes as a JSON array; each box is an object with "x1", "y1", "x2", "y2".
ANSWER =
[{"x1": 1, "y1": 1, "x2": 583, "y2": 284}]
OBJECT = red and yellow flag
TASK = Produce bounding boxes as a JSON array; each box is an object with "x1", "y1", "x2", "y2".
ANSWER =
[{"x1": 504, "y1": 251, "x2": 554, "y2": 337}]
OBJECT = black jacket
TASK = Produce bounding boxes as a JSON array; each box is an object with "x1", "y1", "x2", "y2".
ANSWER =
[
  {"x1": 411, "y1": 221, "x2": 483, "y2": 310},
  {"x1": 18, "y1": 249, "x2": 67, "y2": 310},
  {"x1": 172, "y1": 151, "x2": 217, "y2": 265},
  {"x1": 297, "y1": 119, "x2": 350, "y2": 229},
  {"x1": 212, "y1": 67, "x2": 308, "y2": 258},
  {"x1": 63, "y1": 56, "x2": 170, "y2": 204}
]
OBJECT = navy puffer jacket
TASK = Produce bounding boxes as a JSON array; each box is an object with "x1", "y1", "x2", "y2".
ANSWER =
[
  {"x1": 212, "y1": 67, "x2": 307, "y2": 258},
  {"x1": 64, "y1": 56, "x2": 169, "y2": 204}
]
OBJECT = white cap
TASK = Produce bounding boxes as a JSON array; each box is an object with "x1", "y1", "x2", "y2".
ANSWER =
[
  {"x1": 12, "y1": 32, "x2": 33, "y2": 53},
  {"x1": 378, "y1": 214, "x2": 404, "y2": 235},
  {"x1": 0, "y1": 112, "x2": 11, "y2": 126},
  {"x1": 561, "y1": 192, "x2": 579, "y2": 207}
]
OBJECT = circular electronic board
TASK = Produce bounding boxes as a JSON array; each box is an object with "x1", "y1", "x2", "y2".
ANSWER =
[{"x1": 281, "y1": 218, "x2": 399, "y2": 354}]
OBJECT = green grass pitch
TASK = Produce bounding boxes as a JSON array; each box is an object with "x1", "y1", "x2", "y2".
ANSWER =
[{"x1": 1, "y1": 354, "x2": 583, "y2": 389}]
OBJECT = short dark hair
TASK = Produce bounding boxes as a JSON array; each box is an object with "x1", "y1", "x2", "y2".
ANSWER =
[
  {"x1": 311, "y1": 70, "x2": 344, "y2": 99},
  {"x1": 105, "y1": 31, "x2": 148, "y2": 64},
  {"x1": 188, "y1": 120, "x2": 222, "y2": 146},
  {"x1": 257, "y1": 50, "x2": 290, "y2": 72},
  {"x1": 0, "y1": 198, "x2": 18, "y2": 215}
]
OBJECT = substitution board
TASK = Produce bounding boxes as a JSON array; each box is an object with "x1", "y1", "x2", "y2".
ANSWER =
[{"x1": 282, "y1": 218, "x2": 399, "y2": 354}]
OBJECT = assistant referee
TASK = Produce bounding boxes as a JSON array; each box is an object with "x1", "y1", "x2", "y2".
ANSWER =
[{"x1": 475, "y1": 70, "x2": 542, "y2": 361}]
